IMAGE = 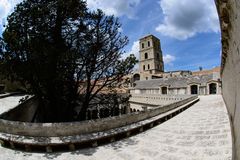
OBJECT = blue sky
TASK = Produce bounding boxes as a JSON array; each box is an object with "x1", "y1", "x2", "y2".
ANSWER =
[{"x1": 0, "y1": 0, "x2": 221, "y2": 72}]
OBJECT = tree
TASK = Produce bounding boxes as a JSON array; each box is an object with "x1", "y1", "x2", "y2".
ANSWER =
[
  {"x1": 75, "y1": 10, "x2": 137, "y2": 120},
  {"x1": 0, "y1": 0, "x2": 137, "y2": 122}
]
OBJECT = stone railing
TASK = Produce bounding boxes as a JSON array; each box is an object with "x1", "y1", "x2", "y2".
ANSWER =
[
  {"x1": 0, "y1": 92, "x2": 22, "y2": 99},
  {"x1": 129, "y1": 94, "x2": 192, "y2": 106},
  {"x1": 0, "y1": 95, "x2": 198, "y2": 137}
]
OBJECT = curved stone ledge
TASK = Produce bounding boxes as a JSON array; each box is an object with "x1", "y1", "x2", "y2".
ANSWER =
[
  {"x1": 0, "y1": 96, "x2": 197, "y2": 138},
  {"x1": 0, "y1": 97, "x2": 199, "y2": 152},
  {"x1": 0, "y1": 93, "x2": 22, "y2": 99}
]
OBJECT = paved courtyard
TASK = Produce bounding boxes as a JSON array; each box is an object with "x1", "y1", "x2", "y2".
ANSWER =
[
  {"x1": 0, "y1": 95, "x2": 26, "y2": 114},
  {"x1": 0, "y1": 95, "x2": 232, "y2": 160}
]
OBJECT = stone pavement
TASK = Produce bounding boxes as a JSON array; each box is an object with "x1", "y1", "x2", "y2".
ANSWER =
[
  {"x1": 0, "y1": 95, "x2": 232, "y2": 160},
  {"x1": 0, "y1": 95, "x2": 26, "y2": 115}
]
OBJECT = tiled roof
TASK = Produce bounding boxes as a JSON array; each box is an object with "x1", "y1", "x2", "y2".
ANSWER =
[
  {"x1": 134, "y1": 74, "x2": 220, "y2": 89},
  {"x1": 192, "y1": 67, "x2": 220, "y2": 76}
]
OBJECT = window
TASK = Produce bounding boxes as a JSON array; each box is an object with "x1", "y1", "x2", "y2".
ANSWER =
[
  {"x1": 145, "y1": 53, "x2": 148, "y2": 59},
  {"x1": 142, "y1": 43, "x2": 144, "y2": 48},
  {"x1": 143, "y1": 65, "x2": 145, "y2": 70},
  {"x1": 157, "y1": 53, "x2": 159, "y2": 59},
  {"x1": 148, "y1": 64, "x2": 150, "y2": 70},
  {"x1": 148, "y1": 41, "x2": 150, "y2": 47},
  {"x1": 133, "y1": 74, "x2": 140, "y2": 82},
  {"x1": 146, "y1": 77, "x2": 148, "y2": 80},
  {"x1": 162, "y1": 87, "x2": 167, "y2": 94}
]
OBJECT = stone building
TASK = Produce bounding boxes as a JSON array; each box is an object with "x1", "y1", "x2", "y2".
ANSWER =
[
  {"x1": 139, "y1": 35, "x2": 164, "y2": 75},
  {"x1": 132, "y1": 35, "x2": 164, "y2": 81},
  {"x1": 130, "y1": 73, "x2": 221, "y2": 95},
  {"x1": 130, "y1": 35, "x2": 221, "y2": 95}
]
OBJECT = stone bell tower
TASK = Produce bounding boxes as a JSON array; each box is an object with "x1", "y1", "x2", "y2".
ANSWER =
[{"x1": 139, "y1": 35, "x2": 164, "y2": 74}]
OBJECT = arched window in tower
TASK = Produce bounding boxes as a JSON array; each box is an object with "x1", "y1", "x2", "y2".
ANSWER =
[
  {"x1": 145, "y1": 53, "x2": 148, "y2": 59},
  {"x1": 148, "y1": 64, "x2": 150, "y2": 70},
  {"x1": 142, "y1": 43, "x2": 144, "y2": 48},
  {"x1": 143, "y1": 65, "x2": 145, "y2": 70},
  {"x1": 148, "y1": 41, "x2": 150, "y2": 47}
]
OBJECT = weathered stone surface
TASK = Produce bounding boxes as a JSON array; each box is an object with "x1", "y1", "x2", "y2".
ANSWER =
[
  {"x1": 0, "y1": 95, "x2": 232, "y2": 160},
  {"x1": 0, "y1": 96, "x2": 197, "y2": 137},
  {"x1": 216, "y1": 0, "x2": 240, "y2": 159}
]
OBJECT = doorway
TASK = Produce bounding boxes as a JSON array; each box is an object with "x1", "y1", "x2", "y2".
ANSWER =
[{"x1": 191, "y1": 85, "x2": 198, "y2": 94}]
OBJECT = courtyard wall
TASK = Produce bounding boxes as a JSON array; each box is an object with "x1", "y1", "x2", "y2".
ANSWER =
[{"x1": 216, "y1": 0, "x2": 240, "y2": 159}]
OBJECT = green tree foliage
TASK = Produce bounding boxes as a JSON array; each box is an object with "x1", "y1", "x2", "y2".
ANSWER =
[{"x1": 0, "y1": 0, "x2": 137, "y2": 122}]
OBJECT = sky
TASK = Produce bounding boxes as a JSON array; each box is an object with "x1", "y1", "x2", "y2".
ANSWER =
[{"x1": 0, "y1": 0, "x2": 221, "y2": 72}]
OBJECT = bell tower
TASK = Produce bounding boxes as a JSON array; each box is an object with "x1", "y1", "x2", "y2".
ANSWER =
[{"x1": 139, "y1": 35, "x2": 164, "y2": 74}]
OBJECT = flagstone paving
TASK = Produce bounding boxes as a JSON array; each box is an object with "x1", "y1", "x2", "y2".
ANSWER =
[{"x1": 0, "y1": 95, "x2": 232, "y2": 160}]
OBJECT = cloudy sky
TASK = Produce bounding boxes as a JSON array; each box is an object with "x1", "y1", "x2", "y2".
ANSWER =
[{"x1": 0, "y1": 0, "x2": 221, "y2": 71}]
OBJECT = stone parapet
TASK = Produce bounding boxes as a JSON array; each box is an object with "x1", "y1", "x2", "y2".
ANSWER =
[
  {"x1": 0, "y1": 96, "x2": 197, "y2": 137},
  {"x1": 0, "y1": 97, "x2": 199, "y2": 152}
]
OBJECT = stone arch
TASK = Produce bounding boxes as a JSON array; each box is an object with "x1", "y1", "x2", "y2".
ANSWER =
[{"x1": 133, "y1": 73, "x2": 140, "y2": 82}]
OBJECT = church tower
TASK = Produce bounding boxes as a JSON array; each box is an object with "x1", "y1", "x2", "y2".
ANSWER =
[{"x1": 139, "y1": 35, "x2": 164, "y2": 74}]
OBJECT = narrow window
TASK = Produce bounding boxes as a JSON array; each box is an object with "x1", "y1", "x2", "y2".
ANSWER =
[
  {"x1": 142, "y1": 43, "x2": 144, "y2": 48},
  {"x1": 148, "y1": 64, "x2": 150, "y2": 70},
  {"x1": 148, "y1": 41, "x2": 150, "y2": 47},
  {"x1": 143, "y1": 65, "x2": 145, "y2": 70},
  {"x1": 145, "y1": 53, "x2": 148, "y2": 59}
]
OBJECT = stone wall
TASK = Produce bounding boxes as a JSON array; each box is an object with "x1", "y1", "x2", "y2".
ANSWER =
[
  {"x1": 216, "y1": 0, "x2": 240, "y2": 159},
  {"x1": 130, "y1": 94, "x2": 191, "y2": 105},
  {"x1": 0, "y1": 96, "x2": 197, "y2": 137},
  {"x1": 129, "y1": 94, "x2": 192, "y2": 111},
  {"x1": 130, "y1": 84, "x2": 221, "y2": 96}
]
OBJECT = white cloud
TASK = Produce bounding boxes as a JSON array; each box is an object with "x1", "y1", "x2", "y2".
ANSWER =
[
  {"x1": 122, "y1": 41, "x2": 139, "y2": 71},
  {"x1": 0, "y1": 0, "x2": 11, "y2": 27},
  {"x1": 124, "y1": 41, "x2": 139, "y2": 60},
  {"x1": 86, "y1": 0, "x2": 141, "y2": 19},
  {"x1": 163, "y1": 54, "x2": 176, "y2": 64},
  {"x1": 0, "y1": 0, "x2": 22, "y2": 30},
  {"x1": 156, "y1": 0, "x2": 220, "y2": 40},
  {"x1": 118, "y1": 27, "x2": 123, "y2": 33}
]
